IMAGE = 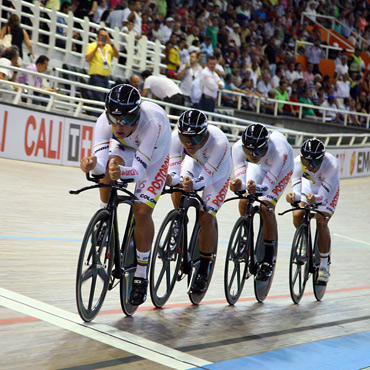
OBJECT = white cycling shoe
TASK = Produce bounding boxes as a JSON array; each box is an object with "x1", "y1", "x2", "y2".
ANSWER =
[{"x1": 317, "y1": 267, "x2": 330, "y2": 283}]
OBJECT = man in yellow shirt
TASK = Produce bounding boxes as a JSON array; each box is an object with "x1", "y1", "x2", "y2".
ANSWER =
[{"x1": 85, "y1": 28, "x2": 119, "y2": 111}]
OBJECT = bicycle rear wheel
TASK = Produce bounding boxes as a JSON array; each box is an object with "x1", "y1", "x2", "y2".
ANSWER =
[
  {"x1": 254, "y1": 215, "x2": 278, "y2": 302},
  {"x1": 224, "y1": 217, "x2": 250, "y2": 305},
  {"x1": 76, "y1": 209, "x2": 114, "y2": 322},
  {"x1": 289, "y1": 223, "x2": 310, "y2": 304},
  {"x1": 188, "y1": 221, "x2": 218, "y2": 305},
  {"x1": 312, "y1": 231, "x2": 328, "y2": 301},
  {"x1": 149, "y1": 210, "x2": 183, "y2": 308},
  {"x1": 120, "y1": 223, "x2": 138, "y2": 316}
]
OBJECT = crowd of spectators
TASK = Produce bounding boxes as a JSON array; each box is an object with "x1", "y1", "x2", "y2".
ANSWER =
[{"x1": 2, "y1": 0, "x2": 370, "y2": 125}]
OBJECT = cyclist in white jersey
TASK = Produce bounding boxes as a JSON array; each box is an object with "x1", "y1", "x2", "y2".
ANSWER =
[
  {"x1": 229, "y1": 123, "x2": 294, "y2": 279},
  {"x1": 286, "y1": 139, "x2": 340, "y2": 283},
  {"x1": 166, "y1": 109, "x2": 232, "y2": 293},
  {"x1": 80, "y1": 84, "x2": 171, "y2": 306}
]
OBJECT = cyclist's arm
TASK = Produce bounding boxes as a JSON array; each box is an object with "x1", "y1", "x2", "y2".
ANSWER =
[
  {"x1": 291, "y1": 157, "x2": 303, "y2": 201},
  {"x1": 314, "y1": 163, "x2": 339, "y2": 203},
  {"x1": 91, "y1": 113, "x2": 112, "y2": 175},
  {"x1": 258, "y1": 151, "x2": 286, "y2": 194},
  {"x1": 117, "y1": 118, "x2": 163, "y2": 181},
  {"x1": 232, "y1": 141, "x2": 248, "y2": 191},
  {"x1": 167, "y1": 132, "x2": 183, "y2": 186},
  {"x1": 192, "y1": 138, "x2": 229, "y2": 191}
]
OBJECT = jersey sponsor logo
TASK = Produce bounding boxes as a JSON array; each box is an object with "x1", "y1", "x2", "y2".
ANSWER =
[
  {"x1": 212, "y1": 176, "x2": 230, "y2": 207},
  {"x1": 170, "y1": 160, "x2": 182, "y2": 167},
  {"x1": 121, "y1": 168, "x2": 138, "y2": 176},
  {"x1": 204, "y1": 165, "x2": 214, "y2": 176},
  {"x1": 271, "y1": 170, "x2": 293, "y2": 196},
  {"x1": 147, "y1": 155, "x2": 169, "y2": 195},
  {"x1": 282, "y1": 154, "x2": 288, "y2": 167},
  {"x1": 266, "y1": 173, "x2": 274, "y2": 185},
  {"x1": 329, "y1": 187, "x2": 339, "y2": 209},
  {"x1": 235, "y1": 168, "x2": 246, "y2": 178},
  {"x1": 94, "y1": 145, "x2": 109, "y2": 155},
  {"x1": 135, "y1": 154, "x2": 148, "y2": 169},
  {"x1": 140, "y1": 193, "x2": 157, "y2": 204}
]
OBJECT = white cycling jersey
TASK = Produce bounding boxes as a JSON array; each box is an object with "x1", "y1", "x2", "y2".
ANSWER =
[
  {"x1": 92, "y1": 101, "x2": 171, "y2": 208},
  {"x1": 168, "y1": 125, "x2": 232, "y2": 215},
  {"x1": 291, "y1": 153, "x2": 340, "y2": 215},
  {"x1": 232, "y1": 131, "x2": 294, "y2": 205}
]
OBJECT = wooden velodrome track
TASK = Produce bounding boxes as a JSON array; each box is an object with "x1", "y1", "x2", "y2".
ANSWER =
[{"x1": 1, "y1": 157, "x2": 370, "y2": 370}]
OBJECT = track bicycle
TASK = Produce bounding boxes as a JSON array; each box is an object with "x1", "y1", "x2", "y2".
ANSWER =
[
  {"x1": 149, "y1": 186, "x2": 218, "y2": 308},
  {"x1": 279, "y1": 202, "x2": 330, "y2": 304},
  {"x1": 223, "y1": 192, "x2": 278, "y2": 305},
  {"x1": 70, "y1": 173, "x2": 139, "y2": 322}
]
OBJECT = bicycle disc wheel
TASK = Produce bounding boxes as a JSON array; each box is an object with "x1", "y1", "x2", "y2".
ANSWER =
[
  {"x1": 188, "y1": 221, "x2": 218, "y2": 305},
  {"x1": 76, "y1": 209, "x2": 114, "y2": 322},
  {"x1": 149, "y1": 210, "x2": 183, "y2": 308},
  {"x1": 312, "y1": 232, "x2": 328, "y2": 301},
  {"x1": 224, "y1": 217, "x2": 250, "y2": 305},
  {"x1": 120, "y1": 223, "x2": 138, "y2": 316},
  {"x1": 254, "y1": 215, "x2": 277, "y2": 303},
  {"x1": 289, "y1": 223, "x2": 310, "y2": 304}
]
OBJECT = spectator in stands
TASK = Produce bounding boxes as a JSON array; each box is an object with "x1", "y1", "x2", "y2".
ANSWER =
[
  {"x1": 106, "y1": 3, "x2": 126, "y2": 30},
  {"x1": 151, "y1": 19, "x2": 165, "y2": 43},
  {"x1": 275, "y1": 80, "x2": 292, "y2": 115},
  {"x1": 141, "y1": 70, "x2": 184, "y2": 117},
  {"x1": 349, "y1": 48, "x2": 365, "y2": 76},
  {"x1": 260, "y1": 89, "x2": 276, "y2": 115},
  {"x1": 0, "y1": 45, "x2": 20, "y2": 83},
  {"x1": 200, "y1": 36, "x2": 214, "y2": 59},
  {"x1": 187, "y1": 26, "x2": 200, "y2": 48},
  {"x1": 122, "y1": 0, "x2": 142, "y2": 37},
  {"x1": 206, "y1": 16, "x2": 219, "y2": 50},
  {"x1": 161, "y1": 17, "x2": 175, "y2": 44},
  {"x1": 263, "y1": 37, "x2": 277, "y2": 76},
  {"x1": 166, "y1": 34, "x2": 181, "y2": 73},
  {"x1": 129, "y1": 73, "x2": 140, "y2": 90},
  {"x1": 271, "y1": 67, "x2": 284, "y2": 90},
  {"x1": 335, "y1": 55, "x2": 349, "y2": 78},
  {"x1": 335, "y1": 73, "x2": 351, "y2": 106},
  {"x1": 299, "y1": 87, "x2": 316, "y2": 118},
  {"x1": 305, "y1": 38, "x2": 324, "y2": 75},
  {"x1": 17, "y1": 55, "x2": 59, "y2": 105},
  {"x1": 85, "y1": 28, "x2": 119, "y2": 109},
  {"x1": 361, "y1": 73, "x2": 370, "y2": 95},
  {"x1": 228, "y1": 23, "x2": 241, "y2": 49},
  {"x1": 319, "y1": 94, "x2": 340, "y2": 123},
  {"x1": 356, "y1": 91, "x2": 370, "y2": 124},
  {"x1": 177, "y1": 50, "x2": 203, "y2": 105},
  {"x1": 75, "y1": 0, "x2": 98, "y2": 21},
  {"x1": 93, "y1": 0, "x2": 108, "y2": 24},
  {"x1": 285, "y1": 89, "x2": 299, "y2": 117},
  {"x1": 0, "y1": 14, "x2": 34, "y2": 61},
  {"x1": 199, "y1": 54, "x2": 224, "y2": 112},
  {"x1": 257, "y1": 72, "x2": 272, "y2": 98},
  {"x1": 56, "y1": 1, "x2": 72, "y2": 49},
  {"x1": 190, "y1": 76, "x2": 201, "y2": 109},
  {"x1": 310, "y1": 82, "x2": 323, "y2": 106},
  {"x1": 303, "y1": 62, "x2": 315, "y2": 84}
]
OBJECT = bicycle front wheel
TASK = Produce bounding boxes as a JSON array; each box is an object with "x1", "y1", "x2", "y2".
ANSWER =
[
  {"x1": 289, "y1": 223, "x2": 310, "y2": 304},
  {"x1": 224, "y1": 217, "x2": 250, "y2": 305},
  {"x1": 120, "y1": 223, "x2": 138, "y2": 316},
  {"x1": 76, "y1": 209, "x2": 114, "y2": 322},
  {"x1": 149, "y1": 210, "x2": 183, "y2": 308}
]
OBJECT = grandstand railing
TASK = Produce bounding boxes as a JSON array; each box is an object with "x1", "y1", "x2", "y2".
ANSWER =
[
  {"x1": 2, "y1": 64, "x2": 370, "y2": 130},
  {"x1": 301, "y1": 12, "x2": 368, "y2": 50},
  {"x1": 1, "y1": 69, "x2": 370, "y2": 149},
  {"x1": 0, "y1": 1, "x2": 166, "y2": 78}
]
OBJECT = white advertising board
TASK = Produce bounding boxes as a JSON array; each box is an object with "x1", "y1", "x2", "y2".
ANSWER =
[{"x1": 1, "y1": 105, "x2": 370, "y2": 178}]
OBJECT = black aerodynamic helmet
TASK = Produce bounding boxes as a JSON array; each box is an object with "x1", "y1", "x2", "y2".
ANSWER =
[
  {"x1": 242, "y1": 123, "x2": 269, "y2": 150},
  {"x1": 105, "y1": 84, "x2": 142, "y2": 126},
  {"x1": 301, "y1": 139, "x2": 325, "y2": 161},
  {"x1": 178, "y1": 109, "x2": 208, "y2": 143}
]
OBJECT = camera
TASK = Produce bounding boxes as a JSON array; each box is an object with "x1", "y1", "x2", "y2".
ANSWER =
[{"x1": 102, "y1": 35, "x2": 107, "y2": 43}]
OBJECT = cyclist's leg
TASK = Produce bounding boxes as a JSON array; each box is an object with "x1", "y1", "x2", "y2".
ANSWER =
[
  {"x1": 130, "y1": 153, "x2": 169, "y2": 305},
  {"x1": 316, "y1": 185, "x2": 339, "y2": 282}
]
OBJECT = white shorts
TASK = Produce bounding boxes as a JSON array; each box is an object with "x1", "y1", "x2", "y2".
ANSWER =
[
  {"x1": 246, "y1": 163, "x2": 293, "y2": 206},
  {"x1": 109, "y1": 139, "x2": 169, "y2": 209},
  {"x1": 180, "y1": 155, "x2": 231, "y2": 216}
]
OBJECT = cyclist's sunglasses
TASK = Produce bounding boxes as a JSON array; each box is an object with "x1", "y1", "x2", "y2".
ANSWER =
[
  {"x1": 301, "y1": 156, "x2": 323, "y2": 168},
  {"x1": 179, "y1": 132, "x2": 206, "y2": 145},
  {"x1": 242, "y1": 144, "x2": 267, "y2": 157},
  {"x1": 106, "y1": 111, "x2": 139, "y2": 126}
]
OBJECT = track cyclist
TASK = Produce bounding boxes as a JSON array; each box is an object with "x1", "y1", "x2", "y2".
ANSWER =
[
  {"x1": 286, "y1": 139, "x2": 340, "y2": 284},
  {"x1": 166, "y1": 109, "x2": 232, "y2": 293},
  {"x1": 229, "y1": 123, "x2": 294, "y2": 280},
  {"x1": 80, "y1": 84, "x2": 171, "y2": 306}
]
